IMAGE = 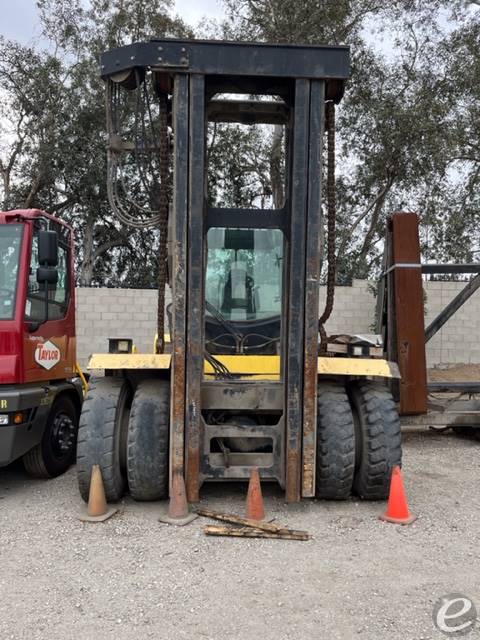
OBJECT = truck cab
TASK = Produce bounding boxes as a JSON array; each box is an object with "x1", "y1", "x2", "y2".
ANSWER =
[{"x1": 0, "y1": 209, "x2": 82, "y2": 476}]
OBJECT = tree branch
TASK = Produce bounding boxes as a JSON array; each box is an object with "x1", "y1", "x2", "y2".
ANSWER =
[{"x1": 337, "y1": 179, "x2": 395, "y2": 260}]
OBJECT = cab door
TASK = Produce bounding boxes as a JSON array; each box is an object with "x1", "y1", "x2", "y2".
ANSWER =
[{"x1": 23, "y1": 226, "x2": 76, "y2": 383}]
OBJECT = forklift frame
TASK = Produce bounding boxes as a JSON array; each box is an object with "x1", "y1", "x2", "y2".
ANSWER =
[{"x1": 96, "y1": 39, "x2": 398, "y2": 504}]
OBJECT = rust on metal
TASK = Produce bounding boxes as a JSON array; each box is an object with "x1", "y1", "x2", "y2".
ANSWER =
[
  {"x1": 169, "y1": 75, "x2": 190, "y2": 486},
  {"x1": 186, "y1": 428, "x2": 201, "y2": 502},
  {"x1": 184, "y1": 74, "x2": 206, "y2": 503},
  {"x1": 390, "y1": 212, "x2": 428, "y2": 415},
  {"x1": 285, "y1": 79, "x2": 310, "y2": 503},
  {"x1": 286, "y1": 449, "x2": 301, "y2": 503},
  {"x1": 302, "y1": 80, "x2": 325, "y2": 498}
]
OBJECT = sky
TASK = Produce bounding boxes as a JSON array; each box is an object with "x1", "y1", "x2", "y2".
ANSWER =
[{"x1": 0, "y1": 0, "x2": 224, "y2": 44}]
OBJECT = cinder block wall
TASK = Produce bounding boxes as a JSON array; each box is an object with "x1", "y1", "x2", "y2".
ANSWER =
[
  {"x1": 76, "y1": 288, "x2": 161, "y2": 367},
  {"x1": 75, "y1": 280, "x2": 480, "y2": 369}
]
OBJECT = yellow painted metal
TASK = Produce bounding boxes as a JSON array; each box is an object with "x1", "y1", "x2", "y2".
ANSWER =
[
  {"x1": 75, "y1": 362, "x2": 89, "y2": 395},
  {"x1": 204, "y1": 355, "x2": 280, "y2": 375},
  {"x1": 87, "y1": 351, "x2": 399, "y2": 379},
  {"x1": 204, "y1": 373, "x2": 281, "y2": 380},
  {"x1": 205, "y1": 355, "x2": 399, "y2": 378},
  {"x1": 318, "y1": 357, "x2": 400, "y2": 378},
  {"x1": 88, "y1": 353, "x2": 171, "y2": 370}
]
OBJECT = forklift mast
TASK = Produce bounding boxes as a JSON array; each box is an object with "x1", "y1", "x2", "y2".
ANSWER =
[{"x1": 100, "y1": 39, "x2": 350, "y2": 502}]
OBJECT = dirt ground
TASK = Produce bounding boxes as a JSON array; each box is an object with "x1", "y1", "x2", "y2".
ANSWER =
[
  {"x1": 428, "y1": 363, "x2": 480, "y2": 382},
  {"x1": 0, "y1": 427, "x2": 479, "y2": 640}
]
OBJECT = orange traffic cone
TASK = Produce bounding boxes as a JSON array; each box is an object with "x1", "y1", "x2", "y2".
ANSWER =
[
  {"x1": 379, "y1": 465, "x2": 417, "y2": 525},
  {"x1": 246, "y1": 467, "x2": 265, "y2": 521},
  {"x1": 158, "y1": 472, "x2": 198, "y2": 526},
  {"x1": 79, "y1": 464, "x2": 117, "y2": 522}
]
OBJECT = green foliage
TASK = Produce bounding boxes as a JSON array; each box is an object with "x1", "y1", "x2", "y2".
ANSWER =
[
  {"x1": 208, "y1": 122, "x2": 278, "y2": 208},
  {"x1": 221, "y1": 0, "x2": 480, "y2": 280},
  {"x1": 0, "y1": 0, "x2": 190, "y2": 287},
  {"x1": 0, "y1": 0, "x2": 478, "y2": 287}
]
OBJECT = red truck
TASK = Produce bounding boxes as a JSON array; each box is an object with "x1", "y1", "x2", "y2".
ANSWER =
[{"x1": 0, "y1": 209, "x2": 82, "y2": 477}]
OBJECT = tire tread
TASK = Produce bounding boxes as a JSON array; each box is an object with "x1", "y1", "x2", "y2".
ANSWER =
[
  {"x1": 350, "y1": 380, "x2": 402, "y2": 500},
  {"x1": 315, "y1": 382, "x2": 355, "y2": 500},
  {"x1": 76, "y1": 377, "x2": 128, "y2": 503},
  {"x1": 127, "y1": 379, "x2": 169, "y2": 501}
]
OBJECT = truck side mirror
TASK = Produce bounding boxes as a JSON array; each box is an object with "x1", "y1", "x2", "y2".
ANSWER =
[
  {"x1": 38, "y1": 230, "x2": 58, "y2": 266},
  {"x1": 36, "y1": 266, "x2": 58, "y2": 286},
  {"x1": 28, "y1": 236, "x2": 59, "y2": 332}
]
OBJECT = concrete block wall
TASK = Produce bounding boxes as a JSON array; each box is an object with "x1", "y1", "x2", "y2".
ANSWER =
[
  {"x1": 318, "y1": 279, "x2": 375, "y2": 336},
  {"x1": 423, "y1": 280, "x2": 480, "y2": 366},
  {"x1": 75, "y1": 280, "x2": 480, "y2": 369},
  {"x1": 76, "y1": 287, "x2": 162, "y2": 367}
]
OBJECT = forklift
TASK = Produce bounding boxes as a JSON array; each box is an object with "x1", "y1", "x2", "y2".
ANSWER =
[{"x1": 77, "y1": 39, "x2": 401, "y2": 505}]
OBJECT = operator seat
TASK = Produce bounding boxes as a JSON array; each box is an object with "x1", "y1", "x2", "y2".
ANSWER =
[{"x1": 221, "y1": 260, "x2": 256, "y2": 319}]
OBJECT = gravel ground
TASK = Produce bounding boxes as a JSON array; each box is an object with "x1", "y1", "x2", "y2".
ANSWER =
[{"x1": 1, "y1": 426, "x2": 479, "y2": 640}]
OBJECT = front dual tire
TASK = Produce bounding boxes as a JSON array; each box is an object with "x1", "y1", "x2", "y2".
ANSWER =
[
  {"x1": 77, "y1": 376, "x2": 400, "y2": 503},
  {"x1": 316, "y1": 380, "x2": 402, "y2": 500},
  {"x1": 77, "y1": 377, "x2": 170, "y2": 503}
]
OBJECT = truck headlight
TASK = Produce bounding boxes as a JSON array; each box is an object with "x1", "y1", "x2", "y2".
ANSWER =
[{"x1": 0, "y1": 415, "x2": 8, "y2": 426}]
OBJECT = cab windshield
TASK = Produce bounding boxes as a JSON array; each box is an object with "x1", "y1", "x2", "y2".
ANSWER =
[
  {"x1": 0, "y1": 224, "x2": 23, "y2": 320},
  {"x1": 206, "y1": 227, "x2": 283, "y2": 321}
]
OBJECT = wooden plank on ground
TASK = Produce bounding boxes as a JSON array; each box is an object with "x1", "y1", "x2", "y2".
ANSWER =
[
  {"x1": 196, "y1": 508, "x2": 285, "y2": 532},
  {"x1": 204, "y1": 525, "x2": 311, "y2": 541}
]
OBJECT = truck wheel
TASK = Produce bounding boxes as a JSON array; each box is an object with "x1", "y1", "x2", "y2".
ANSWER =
[
  {"x1": 77, "y1": 377, "x2": 131, "y2": 503},
  {"x1": 23, "y1": 395, "x2": 78, "y2": 478},
  {"x1": 315, "y1": 381, "x2": 355, "y2": 499},
  {"x1": 349, "y1": 380, "x2": 402, "y2": 500},
  {"x1": 127, "y1": 379, "x2": 170, "y2": 501}
]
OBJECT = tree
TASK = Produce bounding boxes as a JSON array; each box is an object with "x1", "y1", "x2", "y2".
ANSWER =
[
  {"x1": 208, "y1": 122, "x2": 281, "y2": 209},
  {"x1": 0, "y1": 0, "x2": 191, "y2": 286},
  {"x1": 219, "y1": 0, "x2": 480, "y2": 279}
]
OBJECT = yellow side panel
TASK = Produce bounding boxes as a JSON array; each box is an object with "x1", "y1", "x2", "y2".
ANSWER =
[
  {"x1": 204, "y1": 355, "x2": 399, "y2": 378},
  {"x1": 88, "y1": 353, "x2": 171, "y2": 370},
  {"x1": 318, "y1": 357, "x2": 400, "y2": 378},
  {"x1": 204, "y1": 355, "x2": 280, "y2": 375},
  {"x1": 87, "y1": 352, "x2": 399, "y2": 379}
]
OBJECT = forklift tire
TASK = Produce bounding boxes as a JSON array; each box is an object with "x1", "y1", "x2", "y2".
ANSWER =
[
  {"x1": 76, "y1": 376, "x2": 131, "y2": 503},
  {"x1": 23, "y1": 395, "x2": 78, "y2": 478},
  {"x1": 349, "y1": 380, "x2": 402, "y2": 500},
  {"x1": 127, "y1": 379, "x2": 170, "y2": 501},
  {"x1": 315, "y1": 382, "x2": 355, "y2": 499}
]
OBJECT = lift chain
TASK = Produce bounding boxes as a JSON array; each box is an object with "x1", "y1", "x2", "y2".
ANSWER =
[
  {"x1": 319, "y1": 100, "x2": 336, "y2": 354},
  {"x1": 156, "y1": 92, "x2": 170, "y2": 354}
]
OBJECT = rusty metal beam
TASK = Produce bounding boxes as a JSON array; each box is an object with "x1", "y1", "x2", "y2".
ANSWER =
[
  {"x1": 390, "y1": 212, "x2": 428, "y2": 415},
  {"x1": 185, "y1": 74, "x2": 206, "y2": 503},
  {"x1": 169, "y1": 74, "x2": 189, "y2": 485},
  {"x1": 285, "y1": 79, "x2": 310, "y2": 502},
  {"x1": 302, "y1": 80, "x2": 324, "y2": 498}
]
